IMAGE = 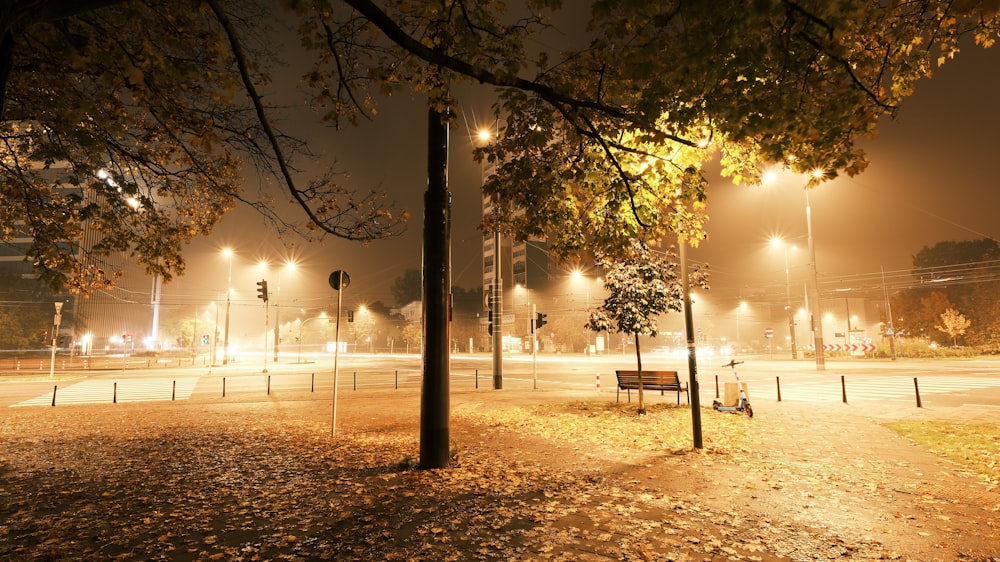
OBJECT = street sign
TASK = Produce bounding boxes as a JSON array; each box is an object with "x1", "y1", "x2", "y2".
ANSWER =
[
  {"x1": 821, "y1": 343, "x2": 876, "y2": 352},
  {"x1": 764, "y1": 327, "x2": 774, "y2": 338}
]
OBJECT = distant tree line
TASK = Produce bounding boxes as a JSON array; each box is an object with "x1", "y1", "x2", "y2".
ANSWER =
[{"x1": 890, "y1": 239, "x2": 1000, "y2": 351}]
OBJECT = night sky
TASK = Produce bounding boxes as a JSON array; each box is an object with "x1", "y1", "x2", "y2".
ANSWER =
[{"x1": 168, "y1": 34, "x2": 1000, "y2": 337}]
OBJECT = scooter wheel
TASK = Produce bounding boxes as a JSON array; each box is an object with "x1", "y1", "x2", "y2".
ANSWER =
[{"x1": 744, "y1": 402, "x2": 754, "y2": 418}]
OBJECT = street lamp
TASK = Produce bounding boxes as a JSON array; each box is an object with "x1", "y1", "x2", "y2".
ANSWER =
[
  {"x1": 804, "y1": 169, "x2": 827, "y2": 370},
  {"x1": 221, "y1": 248, "x2": 233, "y2": 365},
  {"x1": 769, "y1": 237, "x2": 798, "y2": 359},
  {"x1": 477, "y1": 125, "x2": 503, "y2": 390}
]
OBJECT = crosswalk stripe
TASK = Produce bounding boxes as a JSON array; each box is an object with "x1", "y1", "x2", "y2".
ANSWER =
[{"x1": 11, "y1": 378, "x2": 200, "y2": 407}]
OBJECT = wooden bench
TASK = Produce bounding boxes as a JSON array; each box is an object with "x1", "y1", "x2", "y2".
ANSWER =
[{"x1": 614, "y1": 370, "x2": 689, "y2": 404}]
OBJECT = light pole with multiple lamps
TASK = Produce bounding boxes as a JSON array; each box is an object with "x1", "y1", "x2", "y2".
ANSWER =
[
  {"x1": 763, "y1": 166, "x2": 827, "y2": 370},
  {"x1": 804, "y1": 171, "x2": 826, "y2": 370}
]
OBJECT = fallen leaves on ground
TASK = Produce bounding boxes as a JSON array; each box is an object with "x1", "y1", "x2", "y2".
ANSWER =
[{"x1": 0, "y1": 399, "x2": 997, "y2": 561}]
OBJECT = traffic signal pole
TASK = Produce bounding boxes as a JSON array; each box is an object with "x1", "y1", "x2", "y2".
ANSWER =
[{"x1": 531, "y1": 303, "x2": 537, "y2": 389}]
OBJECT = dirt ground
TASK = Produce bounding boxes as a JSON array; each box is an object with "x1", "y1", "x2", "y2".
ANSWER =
[{"x1": 1, "y1": 385, "x2": 999, "y2": 561}]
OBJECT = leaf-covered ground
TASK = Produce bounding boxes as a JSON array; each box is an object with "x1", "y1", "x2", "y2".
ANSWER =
[{"x1": 1, "y1": 390, "x2": 998, "y2": 561}]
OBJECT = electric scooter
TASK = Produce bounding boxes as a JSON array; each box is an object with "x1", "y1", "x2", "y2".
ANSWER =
[{"x1": 712, "y1": 359, "x2": 754, "y2": 418}]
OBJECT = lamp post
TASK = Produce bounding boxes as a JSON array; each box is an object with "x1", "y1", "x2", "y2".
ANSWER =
[
  {"x1": 804, "y1": 174, "x2": 826, "y2": 370},
  {"x1": 222, "y1": 248, "x2": 233, "y2": 365},
  {"x1": 770, "y1": 238, "x2": 798, "y2": 359},
  {"x1": 477, "y1": 125, "x2": 503, "y2": 390}
]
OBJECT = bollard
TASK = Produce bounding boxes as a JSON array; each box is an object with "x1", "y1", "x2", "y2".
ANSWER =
[
  {"x1": 311, "y1": 373, "x2": 315, "y2": 392},
  {"x1": 475, "y1": 369, "x2": 478, "y2": 389},
  {"x1": 776, "y1": 376, "x2": 782, "y2": 402},
  {"x1": 353, "y1": 371, "x2": 357, "y2": 391},
  {"x1": 914, "y1": 377, "x2": 922, "y2": 408},
  {"x1": 596, "y1": 373, "x2": 600, "y2": 393},
  {"x1": 841, "y1": 375, "x2": 847, "y2": 404},
  {"x1": 267, "y1": 375, "x2": 271, "y2": 395},
  {"x1": 715, "y1": 375, "x2": 720, "y2": 399},
  {"x1": 222, "y1": 377, "x2": 226, "y2": 397},
  {"x1": 172, "y1": 380, "x2": 176, "y2": 401},
  {"x1": 395, "y1": 369, "x2": 398, "y2": 389},
  {"x1": 113, "y1": 382, "x2": 117, "y2": 404},
  {"x1": 51, "y1": 385, "x2": 57, "y2": 407}
]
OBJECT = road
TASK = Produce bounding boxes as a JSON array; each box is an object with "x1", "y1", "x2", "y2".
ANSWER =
[{"x1": 2, "y1": 352, "x2": 999, "y2": 409}]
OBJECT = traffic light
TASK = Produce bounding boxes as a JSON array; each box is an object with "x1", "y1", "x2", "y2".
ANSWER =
[
  {"x1": 487, "y1": 310, "x2": 493, "y2": 336},
  {"x1": 202, "y1": 334, "x2": 210, "y2": 345},
  {"x1": 256, "y1": 279, "x2": 268, "y2": 302},
  {"x1": 535, "y1": 312, "x2": 548, "y2": 331}
]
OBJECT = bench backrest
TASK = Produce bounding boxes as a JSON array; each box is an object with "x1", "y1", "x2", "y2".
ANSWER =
[{"x1": 615, "y1": 370, "x2": 681, "y2": 384}]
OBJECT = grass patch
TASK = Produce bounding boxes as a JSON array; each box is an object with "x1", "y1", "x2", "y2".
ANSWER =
[
  {"x1": 455, "y1": 400, "x2": 754, "y2": 454},
  {"x1": 885, "y1": 421, "x2": 1000, "y2": 484}
]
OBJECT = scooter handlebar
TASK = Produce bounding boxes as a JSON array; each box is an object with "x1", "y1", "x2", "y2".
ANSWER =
[{"x1": 721, "y1": 359, "x2": 744, "y2": 368}]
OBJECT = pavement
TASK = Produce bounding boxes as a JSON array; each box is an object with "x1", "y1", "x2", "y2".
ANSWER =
[{"x1": 3, "y1": 360, "x2": 999, "y2": 560}]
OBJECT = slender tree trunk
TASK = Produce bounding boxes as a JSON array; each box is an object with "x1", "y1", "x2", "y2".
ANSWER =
[{"x1": 634, "y1": 331, "x2": 645, "y2": 413}]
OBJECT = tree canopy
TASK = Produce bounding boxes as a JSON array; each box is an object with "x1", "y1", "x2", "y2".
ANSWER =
[
  {"x1": 892, "y1": 238, "x2": 1000, "y2": 349},
  {"x1": 2, "y1": 0, "x2": 999, "y2": 294}
]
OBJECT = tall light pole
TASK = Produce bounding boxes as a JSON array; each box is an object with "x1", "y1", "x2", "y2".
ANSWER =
[
  {"x1": 770, "y1": 238, "x2": 798, "y2": 359},
  {"x1": 476, "y1": 125, "x2": 503, "y2": 390},
  {"x1": 804, "y1": 171, "x2": 826, "y2": 370},
  {"x1": 222, "y1": 248, "x2": 233, "y2": 365}
]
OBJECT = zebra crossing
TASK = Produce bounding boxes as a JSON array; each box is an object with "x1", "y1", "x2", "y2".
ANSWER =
[
  {"x1": 732, "y1": 376, "x2": 1000, "y2": 403},
  {"x1": 11, "y1": 377, "x2": 201, "y2": 407}
]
